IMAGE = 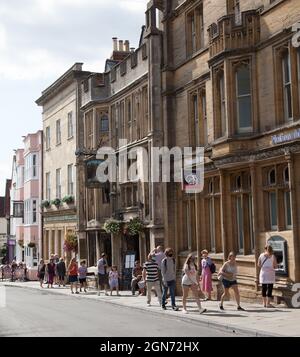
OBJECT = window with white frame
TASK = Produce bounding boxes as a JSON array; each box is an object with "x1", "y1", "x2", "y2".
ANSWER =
[
  {"x1": 67, "y1": 164, "x2": 74, "y2": 196},
  {"x1": 16, "y1": 166, "x2": 24, "y2": 189},
  {"x1": 46, "y1": 172, "x2": 51, "y2": 200},
  {"x1": 24, "y1": 153, "x2": 38, "y2": 182},
  {"x1": 56, "y1": 119, "x2": 61, "y2": 145},
  {"x1": 56, "y1": 168, "x2": 61, "y2": 199},
  {"x1": 68, "y1": 112, "x2": 74, "y2": 139},
  {"x1": 46, "y1": 126, "x2": 51, "y2": 150},
  {"x1": 24, "y1": 199, "x2": 38, "y2": 225}
]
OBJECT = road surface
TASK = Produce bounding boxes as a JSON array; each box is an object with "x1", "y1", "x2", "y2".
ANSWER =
[{"x1": 0, "y1": 286, "x2": 237, "y2": 337}]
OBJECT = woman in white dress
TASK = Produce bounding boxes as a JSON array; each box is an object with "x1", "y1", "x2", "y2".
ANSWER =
[
  {"x1": 181, "y1": 254, "x2": 207, "y2": 315},
  {"x1": 258, "y1": 245, "x2": 277, "y2": 308}
]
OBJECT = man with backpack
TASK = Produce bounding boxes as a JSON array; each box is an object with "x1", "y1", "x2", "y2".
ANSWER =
[{"x1": 161, "y1": 248, "x2": 179, "y2": 311}]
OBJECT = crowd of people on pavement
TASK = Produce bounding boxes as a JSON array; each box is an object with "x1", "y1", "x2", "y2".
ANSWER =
[
  {"x1": 3, "y1": 244, "x2": 278, "y2": 315},
  {"x1": 0, "y1": 260, "x2": 28, "y2": 281}
]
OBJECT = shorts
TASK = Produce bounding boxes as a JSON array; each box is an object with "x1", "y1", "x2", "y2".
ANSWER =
[
  {"x1": 79, "y1": 278, "x2": 87, "y2": 284},
  {"x1": 222, "y1": 279, "x2": 238, "y2": 289},
  {"x1": 109, "y1": 279, "x2": 119, "y2": 289},
  {"x1": 69, "y1": 275, "x2": 78, "y2": 283},
  {"x1": 98, "y1": 274, "x2": 108, "y2": 286},
  {"x1": 38, "y1": 273, "x2": 45, "y2": 280}
]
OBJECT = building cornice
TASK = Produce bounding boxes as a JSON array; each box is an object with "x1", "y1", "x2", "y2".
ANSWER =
[{"x1": 36, "y1": 63, "x2": 91, "y2": 106}]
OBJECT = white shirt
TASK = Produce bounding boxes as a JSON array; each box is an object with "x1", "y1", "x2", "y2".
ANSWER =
[{"x1": 259, "y1": 254, "x2": 276, "y2": 284}]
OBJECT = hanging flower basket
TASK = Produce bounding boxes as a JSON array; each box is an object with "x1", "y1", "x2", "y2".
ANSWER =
[
  {"x1": 51, "y1": 198, "x2": 62, "y2": 207},
  {"x1": 63, "y1": 233, "x2": 78, "y2": 252},
  {"x1": 62, "y1": 195, "x2": 74, "y2": 205},
  {"x1": 18, "y1": 239, "x2": 24, "y2": 248},
  {"x1": 127, "y1": 218, "x2": 144, "y2": 236},
  {"x1": 104, "y1": 219, "x2": 122, "y2": 234},
  {"x1": 28, "y1": 242, "x2": 36, "y2": 248},
  {"x1": 41, "y1": 200, "x2": 51, "y2": 209}
]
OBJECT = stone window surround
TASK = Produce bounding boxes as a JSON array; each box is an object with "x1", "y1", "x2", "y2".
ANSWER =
[
  {"x1": 188, "y1": 83, "x2": 207, "y2": 147},
  {"x1": 185, "y1": 1, "x2": 204, "y2": 58},
  {"x1": 273, "y1": 40, "x2": 300, "y2": 127},
  {"x1": 212, "y1": 55, "x2": 258, "y2": 140},
  {"x1": 262, "y1": 163, "x2": 292, "y2": 232}
]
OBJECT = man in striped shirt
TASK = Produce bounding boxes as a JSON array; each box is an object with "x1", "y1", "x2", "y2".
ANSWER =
[{"x1": 142, "y1": 254, "x2": 162, "y2": 307}]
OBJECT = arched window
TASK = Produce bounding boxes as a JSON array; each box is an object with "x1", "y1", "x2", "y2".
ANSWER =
[
  {"x1": 235, "y1": 175, "x2": 242, "y2": 190},
  {"x1": 268, "y1": 169, "x2": 276, "y2": 185}
]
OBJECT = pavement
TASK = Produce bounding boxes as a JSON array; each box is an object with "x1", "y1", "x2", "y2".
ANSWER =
[{"x1": 1, "y1": 280, "x2": 299, "y2": 337}]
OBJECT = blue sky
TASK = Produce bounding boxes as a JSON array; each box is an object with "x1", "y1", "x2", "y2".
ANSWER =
[{"x1": 0, "y1": 0, "x2": 147, "y2": 195}]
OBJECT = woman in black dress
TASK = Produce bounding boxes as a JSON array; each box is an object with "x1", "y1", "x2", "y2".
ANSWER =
[{"x1": 37, "y1": 259, "x2": 46, "y2": 288}]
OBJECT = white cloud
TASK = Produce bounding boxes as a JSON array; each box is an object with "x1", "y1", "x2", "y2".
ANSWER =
[
  {"x1": 0, "y1": 25, "x2": 6, "y2": 50},
  {"x1": 0, "y1": 0, "x2": 148, "y2": 81}
]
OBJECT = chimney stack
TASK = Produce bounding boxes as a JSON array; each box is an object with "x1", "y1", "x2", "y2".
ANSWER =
[
  {"x1": 130, "y1": 47, "x2": 135, "y2": 53},
  {"x1": 119, "y1": 40, "x2": 124, "y2": 52},
  {"x1": 124, "y1": 40, "x2": 130, "y2": 52},
  {"x1": 112, "y1": 37, "x2": 118, "y2": 51}
]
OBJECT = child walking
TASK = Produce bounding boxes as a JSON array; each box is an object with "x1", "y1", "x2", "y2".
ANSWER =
[
  {"x1": 109, "y1": 266, "x2": 121, "y2": 296},
  {"x1": 78, "y1": 260, "x2": 88, "y2": 293}
]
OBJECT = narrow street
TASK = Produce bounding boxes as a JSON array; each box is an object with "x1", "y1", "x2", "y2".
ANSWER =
[{"x1": 0, "y1": 287, "x2": 235, "y2": 337}]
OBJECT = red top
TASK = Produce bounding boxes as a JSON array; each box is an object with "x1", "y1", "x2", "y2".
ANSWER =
[{"x1": 69, "y1": 263, "x2": 78, "y2": 276}]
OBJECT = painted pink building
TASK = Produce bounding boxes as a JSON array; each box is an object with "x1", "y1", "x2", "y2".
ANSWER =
[
  {"x1": 23, "y1": 131, "x2": 43, "y2": 267},
  {"x1": 10, "y1": 149, "x2": 25, "y2": 263}
]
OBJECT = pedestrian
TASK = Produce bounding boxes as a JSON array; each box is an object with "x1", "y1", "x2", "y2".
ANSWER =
[
  {"x1": 97, "y1": 253, "x2": 109, "y2": 296},
  {"x1": 218, "y1": 252, "x2": 245, "y2": 311},
  {"x1": 161, "y1": 248, "x2": 179, "y2": 311},
  {"x1": 258, "y1": 245, "x2": 277, "y2": 308},
  {"x1": 151, "y1": 246, "x2": 165, "y2": 290},
  {"x1": 142, "y1": 253, "x2": 162, "y2": 307},
  {"x1": 68, "y1": 258, "x2": 79, "y2": 294},
  {"x1": 131, "y1": 261, "x2": 144, "y2": 296},
  {"x1": 78, "y1": 260, "x2": 88, "y2": 293},
  {"x1": 37, "y1": 259, "x2": 46, "y2": 288},
  {"x1": 11, "y1": 260, "x2": 17, "y2": 282},
  {"x1": 56, "y1": 258, "x2": 66, "y2": 287},
  {"x1": 109, "y1": 266, "x2": 121, "y2": 296},
  {"x1": 182, "y1": 254, "x2": 207, "y2": 314},
  {"x1": 200, "y1": 249, "x2": 214, "y2": 301},
  {"x1": 54, "y1": 254, "x2": 60, "y2": 285},
  {"x1": 46, "y1": 259, "x2": 56, "y2": 289}
]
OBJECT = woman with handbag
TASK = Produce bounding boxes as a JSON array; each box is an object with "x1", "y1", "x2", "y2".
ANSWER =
[
  {"x1": 181, "y1": 254, "x2": 207, "y2": 315},
  {"x1": 218, "y1": 252, "x2": 245, "y2": 311},
  {"x1": 258, "y1": 245, "x2": 277, "y2": 308}
]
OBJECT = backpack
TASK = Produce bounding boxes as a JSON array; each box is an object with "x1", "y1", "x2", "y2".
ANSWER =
[{"x1": 209, "y1": 262, "x2": 216, "y2": 274}]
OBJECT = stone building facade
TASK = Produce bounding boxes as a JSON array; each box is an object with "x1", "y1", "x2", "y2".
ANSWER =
[
  {"x1": 36, "y1": 64, "x2": 91, "y2": 262},
  {"x1": 156, "y1": 0, "x2": 300, "y2": 304},
  {"x1": 77, "y1": 32, "x2": 164, "y2": 277},
  {"x1": 78, "y1": 0, "x2": 300, "y2": 303}
]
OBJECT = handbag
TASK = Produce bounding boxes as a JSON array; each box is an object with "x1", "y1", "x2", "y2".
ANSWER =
[
  {"x1": 138, "y1": 280, "x2": 145, "y2": 289},
  {"x1": 217, "y1": 268, "x2": 224, "y2": 281}
]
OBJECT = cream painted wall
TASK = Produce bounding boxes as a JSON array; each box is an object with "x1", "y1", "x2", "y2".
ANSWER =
[{"x1": 43, "y1": 82, "x2": 77, "y2": 201}]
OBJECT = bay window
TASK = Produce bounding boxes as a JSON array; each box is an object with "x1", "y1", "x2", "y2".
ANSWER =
[{"x1": 236, "y1": 63, "x2": 252, "y2": 133}]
